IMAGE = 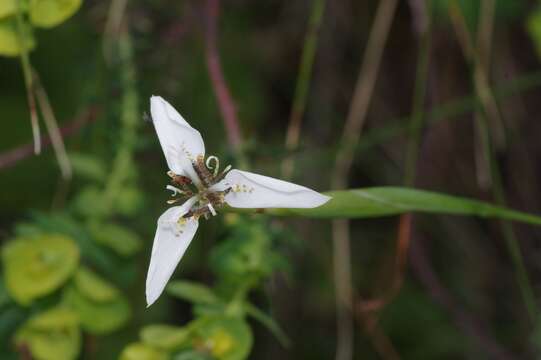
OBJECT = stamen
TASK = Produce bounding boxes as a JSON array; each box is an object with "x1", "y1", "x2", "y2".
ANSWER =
[
  {"x1": 207, "y1": 203, "x2": 217, "y2": 216},
  {"x1": 166, "y1": 185, "x2": 184, "y2": 196},
  {"x1": 205, "y1": 156, "x2": 220, "y2": 176},
  {"x1": 167, "y1": 171, "x2": 175, "y2": 178},
  {"x1": 214, "y1": 164, "x2": 232, "y2": 183}
]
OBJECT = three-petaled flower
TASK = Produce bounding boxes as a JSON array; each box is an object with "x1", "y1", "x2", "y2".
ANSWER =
[{"x1": 146, "y1": 96, "x2": 331, "y2": 306}]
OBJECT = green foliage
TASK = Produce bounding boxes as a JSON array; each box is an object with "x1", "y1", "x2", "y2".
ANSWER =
[
  {"x1": 28, "y1": 0, "x2": 82, "y2": 28},
  {"x1": 69, "y1": 152, "x2": 107, "y2": 182},
  {"x1": 190, "y1": 316, "x2": 252, "y2": 360},
  {"x1": 87, "y1": 221, "x2": 142, "y2": 257},
  {"x1": 527, "y1": 5, "x2": 541, "y2": 59},
  {"x1": 63, "y1": 282, "x2": 130, "y2": 335},
  {"x1": 140, "y1": 325, "x2": 190, "y2": 351},
  {"x1": 0, "y1": 0, "x2": 16, "y2": 19},
  {"x1": 120, "y1": 343, "x2": 169, "y2": 360},
  {"x1": 210, "y1": 217, "x2": 283, "y2": 288},
  {"x1": 167, "y1": 281, "x2": 220, "y2": 305},
  {"x1": 0, "y1": 0, "x2": 81, "y2": 57},
  {"x1": 2, "y1": 234, "x2": 79, "y2": 305},
  {"x1": 14, "y1": 307, "x2": 81, "y2": 360},
  {"x1": 0, "y1": 17, "x2": 34, "y2": 56}
]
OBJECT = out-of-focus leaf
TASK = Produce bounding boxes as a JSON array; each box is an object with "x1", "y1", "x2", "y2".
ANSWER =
[
  {"x1": 28, "y1": 0, "x2": 82, "y2": 28},
  {"x1": 210, "y1": 220, "x2": 279, "y2": 286},
  {"x1": 527, "y1": 6, "x2": 541, "y2": 59},
  {"x1": 264, "y1": 187, "x2": 541, "y2": 226},
  {"x1": 73, "y1": 267, "x2": 118, "y2": 302},
  {"x1": 115, "y1": 186, "x2": 144, "y2": 216},
  {"x1": 26, "y1": 213, "x2": 132, "y2": 282},
  {"x1": 69, "y1": 153, "x2": 107, "y2": 182},
  {"x1": 244, "y1": 303, "x2": 290, "y2": 348},
  {"x1": 167, "y1": 281, "x2": 220, "y2": 305},
  {"x1": 72, "y1": 186, "x2": 111, "y2": 218},
  {"x1": 87, "y1": 221, "x2": 142, "y2": 257},
  {"x1": 63, "y1": 285, "x2": 130, "y2": 335},
  {"x1": 14, "y1": 307, "x2": 81, "y2": 360},
  {"x1": 2, "y1": 234, "x2": 79, "y2": 305},
  {"x1": 0, "y1": 17, "x2": 35, "y2": 57},
  {"x1": 120, "y1": 342, "x2": 169, "y2": 360},
  {"x1": 191, "y1": 316, "x2": 252, "y2": 360},
  {"x1": 173, "y1": 351, "x2": 213, "y2": 360},
  {"x1": 0, "y1": 0, "x2": 16, "y2": 19},
  {"x1": 140, "y1": 324, "x2": 190, "y2": 351}
]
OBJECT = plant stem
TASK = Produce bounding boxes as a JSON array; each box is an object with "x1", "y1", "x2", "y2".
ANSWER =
[
  {"x1": 14, "y1": 1, "x2": 40, "y2": 154},
  {"x1": 205, "y1": 0, "x2": 246, "y2": 168},
  {"x1": 282, "y1": 0, "x2": 326, "y2": 179},
  {"x1": 331, "y1": 0, "x2": 399, "y2": 359},
  {"x1": 449, "y1": 0, "x2": 537, "y2": 323}
]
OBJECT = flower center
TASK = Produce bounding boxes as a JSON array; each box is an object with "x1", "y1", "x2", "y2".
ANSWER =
[{"x1": 165, "y1": 155, "x2": 232, "y2": 220}]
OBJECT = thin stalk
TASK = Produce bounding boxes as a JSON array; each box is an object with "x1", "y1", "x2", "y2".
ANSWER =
[
  {"x1": 331, "y1": 1, "x2": 399, "y2": 359},
  {"x1": 205, "y1": 0, "x2": 246, "y2": 168},
  {"x1": 449, "y1": 0, "x2": 537, "y2": 322},
  {"x1": 103, "y1": 28, "x2": 139, "y2": 211},
  {"x1": 14, "y1": 1, "x2": 40, "y2": 154},
  {"x1": 33, "y1": 72, "x2": 72, "y2": 179},
  {"x1": 404, "y1": 0, "x2": 432, "y2": 186},
  {"x1": 282, "y1": 0, "x2": 326, "y2": 179}
]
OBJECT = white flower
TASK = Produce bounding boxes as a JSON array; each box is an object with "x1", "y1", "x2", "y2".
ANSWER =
[{"x1": 145, "y1": 96, "x2": 331, "y2": 307}]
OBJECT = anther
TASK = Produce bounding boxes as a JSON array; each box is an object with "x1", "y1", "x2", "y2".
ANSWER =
[
  {"x1": 205, "y1": 156, "x2": 220, "y2": 176},
  {"x1": 207, "y1": 203, "x2": 217, "y2": 216}
]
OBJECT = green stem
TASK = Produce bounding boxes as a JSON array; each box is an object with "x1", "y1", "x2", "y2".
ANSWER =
[
  {"x1": 14, "y1": 1, "x2": 40, "y2": 154},
  {"x1": 282, "y1": 0, "x2": 326, "y2": 179},
  {"x1": 404, "y1": 0, "x2": 432, "y2": 186},
  {"x1": 102, "y1": 29, "x2": 139, "y2": 214}
]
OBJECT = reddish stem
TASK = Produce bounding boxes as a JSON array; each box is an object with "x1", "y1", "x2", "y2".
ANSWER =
[
  {"x1": 204, "y1": 0, "x2": 242, "y2": 151},
  {"x1": 0, "y1": 106, "x2": 100, "y2": 170}
]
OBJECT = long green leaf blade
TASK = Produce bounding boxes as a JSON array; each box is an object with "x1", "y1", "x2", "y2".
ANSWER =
[{"x1": 254, "y1": 187, "x2": 541, "y2": 225}]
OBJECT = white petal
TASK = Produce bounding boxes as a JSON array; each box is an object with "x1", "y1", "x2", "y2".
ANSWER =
[
  {"x1": 212, "y1": 169, "x2": 331, "y2": 209},
  {"x1": 146, "y1": 197, "x2": 199, "y2": 307},
  {"x1": 150, "y1": 96, "x2": 205, "y2": 183}
]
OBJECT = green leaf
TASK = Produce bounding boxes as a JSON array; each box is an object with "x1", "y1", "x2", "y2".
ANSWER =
[
  {"x1": 72, "y1": 186, "x2": 111, "y2": 218},
  {"x1": 115, "y1": 186, "x2": 144, "y2": 216},
  {"x1": 0, "y1": 17, "x2": 35, "y2": 57},
  {"x1": 87, "y1": 221, "x2": 142, "y2": 257},
  {"x1": 140, "y1": 324, "x2": 190, "y2": 351},
  {"x1": 244, "y1": 303, "x2": 290, "y2": 348},
  {"x1": 262, "y1": 187, "x2": 541, "y2": 226},
  {"x1": 28, "y1": 0, "x2": 82, "y2": 28},
  {"x1": 120, "y1": 342, "x2": 169, "y2": 360},
  {"x1": 2, "y1": 234, "x2": 79, "y2": 305},
  {"x1": 63, "y1": 285, "x2": 130, "y2": 335},
  {"x1": 210, "y1": 219, "x2": 279, "y2": 286},
  {"x1": 191, "y1": 316, "x2": 252, "y2": 360},
  {"x1": 73, "y1": 267, "x2": 118, "y2": 302},
  {"x1": 14, "y1": 307, "x2": 81, "y2": 360},
  {"x1": 69, "y1": 153, "x2": 107, "y2": 182},
  {"x1": 167, "y1": 281, "x2": 220, "y2": 305},
  {"x1": 528, "y1": 5, "x2": 541, "y2": 59},
  {"x1": 0, "y1": 0, "x2": 16, "y2": 19},
  {"x1": 173, "y1": 351, "x2": 213, "y2": 360}
]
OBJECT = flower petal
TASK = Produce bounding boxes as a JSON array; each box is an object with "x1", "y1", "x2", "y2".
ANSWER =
[
  {"x1": 212, "y1": 169, "x2": 331, "y2": 209},
  {"x1": 146, "y1": 197, "x2": 199, "y2": 307},
  {"x1": 150, "y1": 96, "x2": 205, "y2": 183}
]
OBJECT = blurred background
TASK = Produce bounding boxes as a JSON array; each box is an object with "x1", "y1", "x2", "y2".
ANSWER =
[{"x1": 2, "y1": 0, "x2": 541, "y2": 359}]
